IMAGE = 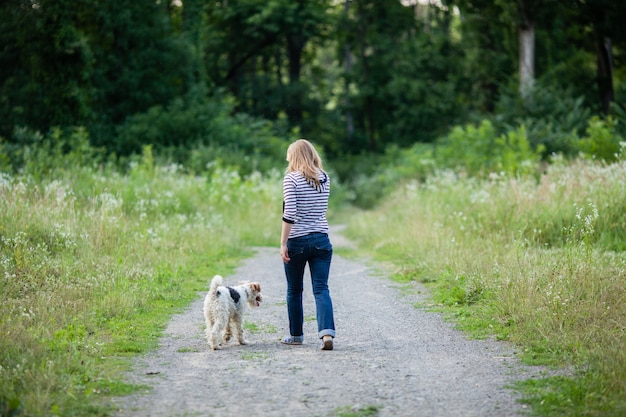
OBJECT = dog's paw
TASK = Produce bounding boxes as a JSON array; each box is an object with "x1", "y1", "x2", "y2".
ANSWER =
[{"x1": 238, "y1": 339, "x2": 249, "y2": 345}]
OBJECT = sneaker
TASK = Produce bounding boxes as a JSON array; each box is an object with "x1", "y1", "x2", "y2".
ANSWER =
[
  {"x1": 321, "y1": 335, "x2": 333, "y2": 350},
  {"x1": 281, "y1": 335, "x2": 303, "y2": 345}
]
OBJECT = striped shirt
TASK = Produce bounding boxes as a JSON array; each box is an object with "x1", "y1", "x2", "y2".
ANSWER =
[{"x1": 282, "y1": 170, "x2": 330, "y2": 238}]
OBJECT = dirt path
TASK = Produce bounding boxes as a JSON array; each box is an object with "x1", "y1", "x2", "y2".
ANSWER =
[{"x1": 113, "y1": 227, "x2": 539, "y2": 417}]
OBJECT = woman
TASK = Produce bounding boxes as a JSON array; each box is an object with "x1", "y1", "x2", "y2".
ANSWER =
[{"x1": 280, "y1": 139, "x2": 335, "y2": 350}]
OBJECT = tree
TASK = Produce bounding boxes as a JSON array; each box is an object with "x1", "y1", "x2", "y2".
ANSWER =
[
  {"x1": 0, "y1": 0, "x2": 189, "y2": 152},
  {"x1": 87, "y1": 0, "x2": 189, "y2": 141},
  {"x1": 200, "y1": 0, "x2": 330, "y2": 129},
  {"x1": 338, "y1": 0, "x2": 417, "y2": 152},
  {"x1": 518, "y1": 0, "x2": 535, "y2": 98},
  {"x1": 571, "y1": 0, "x2": 626, "y2": 114},
  {"x1": 451, "y1": 0, "x2": 516, "y2": 113},
  {"x1": 336, "y1": 0, "x2": 466, "y2": 152},
  {"x1": 342, "y1": 0, "x2": 355, "y2": 146},
  {"x1": 0, "y1": 0, "x2": 95, "y2": 138}
]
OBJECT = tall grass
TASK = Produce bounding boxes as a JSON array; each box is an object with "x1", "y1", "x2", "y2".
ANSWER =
[
  {"x1": 0, "y1": 147, "x2": 282, "y2": 416},
  {"x1": 345, "y1": 157, "x2": 626, "y2": 416}
]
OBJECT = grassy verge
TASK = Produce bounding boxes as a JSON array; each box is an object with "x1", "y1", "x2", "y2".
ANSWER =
[
  {"x1": 343, "y1": 157, "x2": 626, "y2": 417},
  {"x1": 0, "y1": 153, "x2": 282, "y2": 416}
]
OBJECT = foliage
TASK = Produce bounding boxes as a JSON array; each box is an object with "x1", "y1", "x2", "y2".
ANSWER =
[
  {"x1": 200, "y1": 0, "x2": 331, "y2": 129},
  {"x1": 340, "y1": 111, "x2": 624, "y2": 210},
  {"x1": 452, "y1": 0, "x2": 518, "y2": 114},
  {"x1": 435, "y1": 120, "x2": 544, "y2": 176},
  {"x1": 577, "y1": 116, "x2": 624, "y2": 162},
  {"x1": 333, "y1": 0, "x2": 467, "y2": 153},
  {"x1": 0, "y1": 126, "x2": 106, "y2": 180},
  {"x1": 332, "y1": 405, "x2": 380, "y2": 417},
  {"x1": 86, "y1": 0, "x2": 189, "y2": 130},
  {"x1": 0, "y1": 0, "x2": 95, "y2": 136},
  {"x1": 380, "y1": 18, "x2": 467, "y2": 147},
  {"x1": 0, "y1": 140, "x2": 283, "y2": 416},
  {"x1": 494, "y1": 83, "x2": 593, "y2": 157},
  {"x1": 0, "y1": 0, "x2": 188, "y2": 142},
  {"x1": 2, "y1": 1, "x2": 626, "y2": 166},
  {"x1": 336, "y1": 144, "x2": 435, "y2": 209},
  {"x1": 114, "y1": 85, "x2": 289, "y2": 173},
  {"x1": 344, "y1": 156, "x2": 626, "y2": 417}
]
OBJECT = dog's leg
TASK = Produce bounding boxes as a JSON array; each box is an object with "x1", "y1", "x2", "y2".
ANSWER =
[
  {"x1": 209, "y1": 311, "x2": 229, "y2": 350},
  {"x1": 233, "y1": 314, "x2": 248, "y2": 345},
  {"x1": 205, "y1": 315, "x2": 216, "y2": 348},
  {"x1": 223, "y1": 320, "x2": 233, "y2": 342},
  {"x1": 210, "y1": 321, "x2": 223, "y2": 350}
]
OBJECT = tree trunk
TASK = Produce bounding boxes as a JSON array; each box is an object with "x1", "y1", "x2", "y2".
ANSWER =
[
  {"x1": 344, "y1": 0, "x2": 354, "y2": 143},
  {"x1": 181, "y1": 0, "x2": 206, "y2": 86},
  {"x1": 356, "y1": 2, "x2": 376, "y2": 152},
  {"x1": 518, "y1": 17, "x2": 534, "y2": 98},
  {"x1": 596, "y1": 36, "x2": 614, "y2": 114},
  {"x1": 286, "y1": 33, "x2": 305, "y2": 127}
]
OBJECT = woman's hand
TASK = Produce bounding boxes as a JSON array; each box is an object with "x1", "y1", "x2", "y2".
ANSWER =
[
  {"x1": 280, "y1": 244, "x2": 290, "y2": 263},
  {"x1": 280, "y1": 221, "x2": 293, "y2": 264}
]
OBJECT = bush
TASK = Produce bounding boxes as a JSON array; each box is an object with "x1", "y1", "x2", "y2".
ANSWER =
[
  {"x1": 494, "y1": 83, "x2": 593, "y2": 157},
  {"x1": 577, "y1": 116, "x2": 624, "y2": 162},
  {"x1": 114, "y1": 86, "x2": 289, "y2": 174},
  {"x1": 435, "y1": 120, "x2": 543, "y2": 176},
  {"x1": 336, "y1": 143, "x2": 435, "y2": 209},
  {"x1": 0, "y1": 126, "x2": 106, "y2": 179}
]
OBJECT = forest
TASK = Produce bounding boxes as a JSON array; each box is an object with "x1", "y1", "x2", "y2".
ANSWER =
[
  {"x1": 2, "y1": 0, "x2": 626, "y2": 182},
  {"x1": 2, "y1": 1, "x2": 626, "y2": 417}
]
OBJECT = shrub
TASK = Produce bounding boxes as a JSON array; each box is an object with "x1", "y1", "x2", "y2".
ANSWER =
[
  {"x1": 115, "y1": 86, "x2": 288, "y2": 174},
  {"x1": 435, "y1": 120, "x2": 543, "y2": 176},
  {"x1": 338, "y1": 143, "x2": 435, "y2": 209},
  {"x1": 577, "y1": 116, "x2": 624, "y2": 162},
  {"x1": 0, "y1": 126, "x2": 106, "y2": 180},
  {"x1": 0, "y1": 151, "x2": 283, "y2": 416},
  {"x1": 344, "y1": 157, "x2": 626, "y2": 416},
  {"x1": 494, "y1": 83, "x2": 593, "y2": 156}
]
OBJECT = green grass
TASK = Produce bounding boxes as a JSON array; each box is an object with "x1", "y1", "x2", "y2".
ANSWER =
[
  {"x1": 4, "y1": 137, "x2": 625, "y2": 417},
  {"x1": 244, "y1": 322, "x2": 277, "y2": 334},
  {"x1": 328, "y1": 405, "x2": 381, "y2": 417},
  {"x1": 343, "y1": 157, "x2": 626, "y2": 417},
  {"x1": 0, "y1": 149, "x2": 282, "y2": 416},
  {"x1": 240, "y1": 351, "x2": 269, "y2": 361}
]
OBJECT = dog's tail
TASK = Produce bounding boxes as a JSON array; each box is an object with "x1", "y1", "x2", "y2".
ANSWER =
[{"x1": 209, "y1": 275, "x2": 223, "y2": 297}]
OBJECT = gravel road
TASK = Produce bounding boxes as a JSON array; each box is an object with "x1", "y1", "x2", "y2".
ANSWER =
[{"x1": 113, "y1": 227, "x2": 540, "y2": 417}]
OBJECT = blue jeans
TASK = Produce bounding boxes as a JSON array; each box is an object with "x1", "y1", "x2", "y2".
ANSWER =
[{"x1": 284, "y1": 232, "x2": 335, "y2": 339}]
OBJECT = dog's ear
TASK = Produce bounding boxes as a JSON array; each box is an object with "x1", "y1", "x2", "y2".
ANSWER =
[{"x1": 250, "y1": 282, "x2": 261, "y2": 292}]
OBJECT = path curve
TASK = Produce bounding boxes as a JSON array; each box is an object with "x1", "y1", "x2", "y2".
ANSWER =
[{"x1": 113, "y1": 228, "x2": 538, "y2": 417}]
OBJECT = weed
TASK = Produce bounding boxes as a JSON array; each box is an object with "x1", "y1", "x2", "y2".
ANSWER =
[
  {"x1": 0, "y1": 153, "x2": 282, "y2": 416},
  {"x1": 329, "y1": 405, "x2": 381, "y2": 417},
  {"x1": 343, "y1": 157, "x2": 626, "y2": 416},
  {"x1": 244, "y1": 322, "x2": 277, "y2": 334},
  {"x1": 240, "y1": 351, "x2": 268, "y2": 361},
  {"x1": 177, "y1": 347, "x2": 200, "y2": 353}
]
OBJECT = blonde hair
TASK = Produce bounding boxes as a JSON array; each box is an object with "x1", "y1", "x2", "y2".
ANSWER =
[{"x1": 286, "y1": 139, "x2": 325, "y2": 187}]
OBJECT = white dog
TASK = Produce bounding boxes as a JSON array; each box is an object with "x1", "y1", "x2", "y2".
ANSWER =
[{"x1": 203, "y1": 275, "x2": 263, "y2": 350}]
